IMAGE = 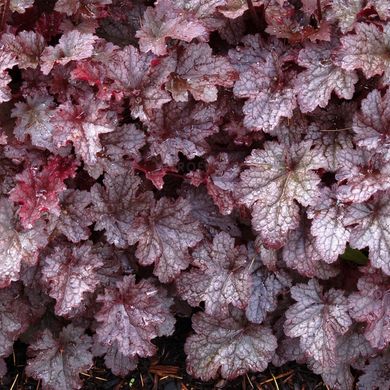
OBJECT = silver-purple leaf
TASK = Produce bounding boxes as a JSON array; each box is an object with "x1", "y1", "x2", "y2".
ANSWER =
[
  {"x1": 284, "y1": 279, "x2": 352, "y2": 366},
  {"x1": 185, "y1": 310, "x2": 277, "y2": 380}
]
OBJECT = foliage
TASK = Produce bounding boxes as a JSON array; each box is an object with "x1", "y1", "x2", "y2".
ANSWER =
[{"x1": 0, "y1": 0, "x2": 389, "y2": 388}]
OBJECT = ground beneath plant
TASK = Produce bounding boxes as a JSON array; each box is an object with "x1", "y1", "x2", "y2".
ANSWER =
[{"x1": 1, "y1": 318, "x2": 330, "y2": 390}]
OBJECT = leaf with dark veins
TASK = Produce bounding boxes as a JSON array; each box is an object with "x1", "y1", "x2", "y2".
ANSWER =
[
  {"x1": 348, "y1": 269, "x2": 390, "y2": 349},
  {"x1": 52, "y1": 99, "x2": 117, "y2": 166},
  {"x1": 0, "y1": 283, "x2": 32, "y2": 358},
  {"x1": 95, "y1": 275, "x2": 175, "y2": 357},
  {"x1": 295, "y1": 42, "x2": 358, "y2": 113},
  {"x1": 176, "y1": 232, "x2": 252, "y2": 316},
  {"x1": 136, "y1": 0, "x2": 207, "y2": 56},
  {"x1": 185, "y1": 309, "x2": 277, "y2": 380},
  {"x1": 167, "y1": 42, "x2": 237, "y2": 103},
  {"x1": 91, "y1": 169, "x2": 153, "y2": 248},
  {"x1": 353, "y1": 89, "x2": 390, "y2": 161},
  {"x1": 41, "y1": 242, "x2": 104, "y2": 317},
  {"x1": 335, "y1": 23, "x2": 390, "y2": 85},
  {"x1": 308, "y1": 187, "x2": 350, "y2": 263},
  {"x1": 282, "y1": 213, "x2": 340, "y2": 279},
  {"x1": 26, "y1": 325, "x2": 93, "y2": 390},
  {"x1": 0, "y1": 197, "x2": 48, "y2": 287},
  {"x1": 336, "y1": 150, "x2": 390, "y2": 203},
  {"x1": 129, "y1": 197, "x2": 203, "y2": 283},
  {"x1": 233, "y1": 53, "x2": 297, "y2": 132},
  {"x1": 55, "y1": 189, "x2": 94, "y2": 243},
  {"x1": 284, "y1": 279, "x2": 352, "y2": 366},
  {"x1": 239, "y1": 141, "x2": 326, "y2": 249}
]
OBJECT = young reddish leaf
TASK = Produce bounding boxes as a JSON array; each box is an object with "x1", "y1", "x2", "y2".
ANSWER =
[
  {"x1": 1, "y1": 31, "x2": 46, "y2": 70},
  {"x1": 147, "y1": 99, "x2": 223, "y2": 165},
  {"x1": 239, "y1": 141, "x2": 326, "y2": 249},
  {"x1": 11, "y1": 94, "x2": 56, "y2": 151},
  {"x1": 41, "y1": 242, "x2": 103, "y2": 317},
  {"x1": 167, "y1": 42, "x2": 237, "y2": 103},
  {"x1": 358, "y1": 351, "x2": 390, "y2": 390},
  {"x1": 185, "y1": 310, "x2": 277, "y2": 381},
  {"x1": 95, "y1": 275, "x2": 175, "y2": 357},
  {"x1": 129, "y1": 197, "x2": 203, "y2": 283},
  {"x1": 284, "y1": 279, "x2": 352, "y2": 366},
  {"x1": 55, "y1": 189, "x2": 94, "y2": 243},
  {"x1": 0, "y1": 197, "x2": 48, "y2": 287},
  {"x1": 282, "y1": 213, "x2": 340, "y2": 279},
  {"x1": 336, "y1": 150, "x2": 390, "y2": 203},
  {"x1": 353, "y1": 89, "x2": 390, "y2": 161},
  {"x1": 9, "y1": 156, "x2": 78, "y2": 229},
  {"x1": 348, "y1": 269, "x2": 390, "y2": 349},
  {"x1": 136, "y1": 0, "x2": 207, "y2": 56},
  {"x1": 52, "y1": 99, "x2": 117, "y2": 166},
  {"x1": 41, "y1": 30, "x2": 97, "y2": 74},
  {"x1": 233, "y1": 52, "x2": 297, "y2": 132},
  {"x1": 91, "y1": 169, "x2": 153, "y2": 248},
  {"x1": 0, "y1": 283, "x2": 32, "y2": 358},
  {"x1": 176, "y1": 232, "x2": 252, "y2": 316},
  {"x1": 26, "y1": 325, "x2": 93, "y2": 390},
  {"x1": 335, "y1": 23, "x2": 390, "y2": 84},
  {"x1": 308, "y1": 187, "x2": 350, "y2": 263},
  {"x1": 295, "y1": 42, "x2": 358, "y2": 113}
]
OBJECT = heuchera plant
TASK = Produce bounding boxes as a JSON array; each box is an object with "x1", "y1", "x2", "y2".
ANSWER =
[{"x1": 0, "y1": 0, "x2": 389, "y2": 389}]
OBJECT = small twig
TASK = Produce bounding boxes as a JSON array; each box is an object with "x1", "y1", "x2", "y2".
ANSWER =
[
  {"x1": 10, "y1": 374, "x2": 19, "y2": 390},
  {"x1": 257, "y1": 370, "x2": 294, "y2": 386},
  {"x1": 271, "y1": 372, "x2": 280, "y2": 390},
  {"x1": 246, "y1": 373, "x2": 254, "y2": 389},
  {"x1": 80, "y1": 372, "x2": 107, "y2": 381}
]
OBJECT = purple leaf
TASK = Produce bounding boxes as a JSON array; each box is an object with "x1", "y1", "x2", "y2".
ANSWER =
[
  {"x1": 95, "y1": 275, "x2": 175, "y2": 357},
  {"x1": 26, "y1": 325, "x2": 93, "y2": 390},
  {"x1": 295, "y1": 42, "x2": 358, "y2": 113},
  {"x1": 239, "y1": 141, "x2": 326, "y2": 248},
  {"x1": 185, "y1": 310, "x2": 277, "y2": 380},
  {"x1": 129, "y1": 197, "x2": 204, "y2": 283},
  {"x1": 41, "y1": 241, "x2": 104, "y2": 317},
  {"x1": 348, "y1": 268, "x2": 390, "y2": 349},
  {"x1": 284, "y1": 279, "x2": 352, "y2": 366},
  {"x1": 176, "y1": 232, "x2": 252, "y2": 316},
  {"x1": 136, "y1": 0, "x2": 207, "y2": 56},
  {"x1": 344, "y1": 191, "x2": 390, "y2": 275},
  {"x1": 167, "y1": 42, "x2": 238, "y2": 103}
]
